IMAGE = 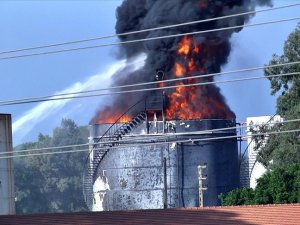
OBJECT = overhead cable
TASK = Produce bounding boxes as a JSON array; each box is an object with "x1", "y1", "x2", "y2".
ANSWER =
[
  {"x1": 1, "y1": 60, "x2": 299, "y2": 106},
  {"x1": 239, "y1": 113, "x2": 278, "y2": 165},
  {"x1": 2, "y1": 118, "x2": 299, "y2": 156},
  {"x1": 0, "y1": 71, "x2": 299, "y2": 106},
  {"x1": 1, "y1": 3, "x2": 299, "y2": 55},
  {"x1": 1, "y1": 128, "x2": 299, "y2": 159},
  {"x1": 89, "y1": 118, "x2": 298, "y2": 143},
  {"x1": 0, "y1": 17, "x2": 299, "y2": 61},
  {"x1": 1, "y1": 143, "x2": 89, "y2": 156}
]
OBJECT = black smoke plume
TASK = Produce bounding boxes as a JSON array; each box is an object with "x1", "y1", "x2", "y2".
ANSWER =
[{"x1": 92, "y1": 0, "x2": 272, "y2": 124}]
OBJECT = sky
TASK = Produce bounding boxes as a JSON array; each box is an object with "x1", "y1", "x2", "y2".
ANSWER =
[{"x1": 0, "y1": 0, "x2": 299, "y2": 145}]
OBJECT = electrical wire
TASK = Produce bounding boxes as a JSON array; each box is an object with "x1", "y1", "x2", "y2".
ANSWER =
[
  {"x1": 1, "y1": 3, "x2": 299, "y2": 55},
  {"x1": 1, "y1": 148, "x2": 89, "y2": 159},
  {"x1": 0, "y1": 17, "x2": 299, "y2": 61},
  {"x1": 239, "y1": 114, "x2": 279, "y2": 165},
  {"x1": 0, "y1": 143, "x2": 89, "y2": 156},
  {"x1": 247, "y1": 114, "x2": 282, "y2": 178},
  {"x1": 1, "y1": 128, "x2": 299, "y2": 159},
  {"x1": 1, "y1": 60, "x2": 299, "y2": 106},
  {"x1": 89, "y1": 118, "x2": 299, "y2": 144},
  {"x1": 0, "y1": 71, "x2": 299, "y2": 106},
  {"x1": 2, "y1": 118, "x2": 299, "y2": 157}
]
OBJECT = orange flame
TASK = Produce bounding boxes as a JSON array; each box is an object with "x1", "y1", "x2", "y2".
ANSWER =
[
  {"x1": 166, "y1": 36, "x2": 234, "y2": 120},
  {"x1": 177, "y1": 36, "x2": 191, "y2": 55},
  {"x1": 193, "y1": 46, "x2": 200, "y2": 54},
  {"x1": 188, "y1": 58, "x2": 196, "y2": 71},
  {"x1": 93, "y1": 108, "x2": 132, "y2": 124},
  {"x1": 93, "y1": 35, "x2": 234, "y2": 125},
  {"x1": 175, "y1": 63, "x2": 185, "y2": 77}
]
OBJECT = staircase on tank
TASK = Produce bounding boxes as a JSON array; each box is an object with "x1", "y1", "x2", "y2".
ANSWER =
[
  {"x1": 83, "y1": 111, "x2": 147, "y2": 210},
  {"x1": 92, "y1": 111, "x2": 147, "y2": 170},
  {"x1": 83, "y1": 95, "x2": 165, "y2": 210}
]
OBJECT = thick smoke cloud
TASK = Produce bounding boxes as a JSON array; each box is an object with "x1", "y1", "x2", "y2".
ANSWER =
[{"x1": 92, "y1": 0, "x2": 272, "y2": 124}]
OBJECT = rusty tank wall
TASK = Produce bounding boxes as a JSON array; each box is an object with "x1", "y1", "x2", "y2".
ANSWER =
[{"x1": 90, "y1": 119, "x2": 238, "y2": 211}]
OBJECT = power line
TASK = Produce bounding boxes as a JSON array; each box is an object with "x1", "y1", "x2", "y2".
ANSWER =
[
  {"x1": 88, "y1": 118, "x2": 300, "y2": 146},
  {"x1": 1, "y1": 128, "x2": 299, "y2": 159},
  {"x1": 3, "y1": 72, "x2": 300, "y2": 105},
  {"x1": 86, "y1": 118, "x2": 300, "y2": 159},
  {"x1": 2, "y1": 118, "x2": 299, "y2": 157},
  {"x1": 247, "y1": 115, "x2": 284, "y2": 179},
  {"x1": 1, "y1": 148, "x2": 90, "y2": 159},
  {"x1": 0, "y1": 71, "x2": 299, "y2": 106},
  {"x1": 58, "y1": 128, "x2": 300, "y2": 154},
  {"x1": 1, "y1": 3, "x2": 299, "y2": 55},
  {"x1": 0, "y1": 17, "x2": 299, "y2": 61},
  {"x1": 1, "y1": 60, "x2": 299, "y2": 106},
  {"x1": 239, "y1": 114, "x2": 279, "y2": 165},
  {"x1": 0, "y1": 143, "x2": 89, "y2": 156}
]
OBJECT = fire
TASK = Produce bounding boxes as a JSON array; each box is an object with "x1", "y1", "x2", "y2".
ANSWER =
[
  {"x1": 93, "y1": 108, "x2": 132, "y2": 124},
  {"x1": 93, "y1": 36, "x2": 234, "y2": 125},
  {"x1": 175, "y1": 63, "x2": 185, "y2": 77},
  {"x1": 166, "y1": 36, "x2": 235, "y2": 120},
  {"x1": 188, "y1": 58, "x2": 196, "y2": 71},
  {"x1": 193, "y1": 46, "x2": 200, "y2": 54},
  {"x1": 177, "y1": 36, "x2": 190, "y2": 55}
]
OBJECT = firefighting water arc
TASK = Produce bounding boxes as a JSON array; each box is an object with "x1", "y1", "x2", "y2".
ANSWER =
[{"x1": 91, "y1": 0, "x2": 271, "y2": 124}]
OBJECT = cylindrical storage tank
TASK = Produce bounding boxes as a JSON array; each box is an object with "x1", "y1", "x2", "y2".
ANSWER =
[
  {"x1": 93, "y1": 143, "x2": 167, "y2": 211},
  {"x1": 174, "y1": 119, "x2": 239, "y2": 207},
  {"x1": 90, "y1": 119, "x2": 238, "y2": 211}
]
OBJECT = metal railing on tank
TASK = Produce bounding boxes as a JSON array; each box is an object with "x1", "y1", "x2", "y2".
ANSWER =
[{"x1": 82, "y1": 98, "x2": 150, "y2": 210}]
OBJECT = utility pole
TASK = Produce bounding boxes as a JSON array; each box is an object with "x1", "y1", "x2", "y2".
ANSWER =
[
  {"x1": 163, "y1": 157, "x2": 168, "y2": 209},
  {"x1": 198, "y1": 164, "x2": 207, "y2": 207}
]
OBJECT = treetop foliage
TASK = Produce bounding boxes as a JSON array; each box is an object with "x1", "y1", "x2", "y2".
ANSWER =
[
  {"x1": 220, "y1": 163, "x2": 300, "y2": 206},
  {"x1": 14, "y1": 119, "x2": 89, "y2": 214},
  {"x1": 255, "y1": 22, "x2": 300, "y2": 168}
]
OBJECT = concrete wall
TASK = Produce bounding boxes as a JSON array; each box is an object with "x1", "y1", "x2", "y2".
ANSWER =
[{"x1": 0, "y1": 114, "x2": 15, "y2": 215}]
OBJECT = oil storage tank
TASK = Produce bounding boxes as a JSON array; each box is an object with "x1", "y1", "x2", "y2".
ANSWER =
[{"x1": 86, "y1": 118, "x2": 239, "y2": 211}]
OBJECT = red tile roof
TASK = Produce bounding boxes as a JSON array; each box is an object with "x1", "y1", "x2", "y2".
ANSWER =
[{"x1": 0, "y1": 204, "x2": 299, "y2": 225}]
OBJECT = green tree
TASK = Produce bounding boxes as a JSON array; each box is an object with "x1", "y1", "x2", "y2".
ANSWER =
[
  {"x1": 221, "y1": 24, "x2": 300, "y2": 207},
  {"x1": 256, "y1": 23, "x2": 300, "y2": 168},
  {"x1": 219, "y1": 188, "x2": 255, "y2": 206},
  {"x1": 220, "y1": 163, "x2": 300, "y2": 206},
  {"x1": 14, "y1": 119, "x2": 89, "y2": 214},
  {"x1": 255, "y1": 163, "x2": 300, "y2": 204}
]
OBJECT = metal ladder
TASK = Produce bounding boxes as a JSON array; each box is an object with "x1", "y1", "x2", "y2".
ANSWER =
[
  {"x1": 92, "y1": 111, "x2": 147, "y2": 174},
  {"x1": 83, "y1": 110, "x2": 147, "y2": 210},
  {"x1": 83, "y1": 95, "x2": 166, "y2": 210}
]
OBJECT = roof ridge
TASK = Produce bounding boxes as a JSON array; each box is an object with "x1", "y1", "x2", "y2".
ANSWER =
[{"x1": 180, "y1": 203, "x2": 300, "y2": 210}]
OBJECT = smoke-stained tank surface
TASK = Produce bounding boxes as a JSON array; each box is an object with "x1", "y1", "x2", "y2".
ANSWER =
[{"x1": 90, "y1": 119, "x2": 238, "y2": 211}]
